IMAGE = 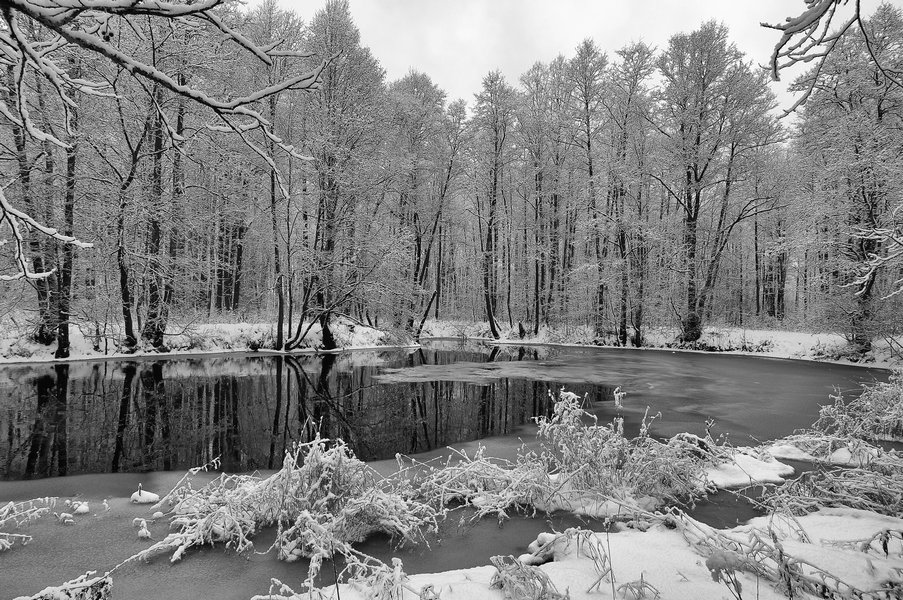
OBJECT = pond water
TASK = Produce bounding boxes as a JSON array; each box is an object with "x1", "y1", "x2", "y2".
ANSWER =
[
  {"x1": 0, "y1": 342, "x2": 890, "y2": 599},
  {"x1": 0, "y1": 341, "x2": 888, "y2": 481}
]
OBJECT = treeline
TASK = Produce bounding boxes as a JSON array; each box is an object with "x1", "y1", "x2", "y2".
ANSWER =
[{"x1": 2, "y1": 0, "x2": 902, "y2": 354}]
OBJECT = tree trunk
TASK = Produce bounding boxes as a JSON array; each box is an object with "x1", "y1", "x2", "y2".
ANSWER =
[
  {"x1": 117, "y1": 189, "x2": 137, "y2": 350},
  {"x1": 269, "y1": 94, "x2": 285, "y2": 350},
  {"x1": 5, "y1": 68, "x2": 56, "y2": 344},
  {"x1": 55, "y1": 87, "x2": 78, "y2": 359},
  {"x1": 141, "y1": 86, "x2": 167, "y2": 349},
  {"x1": 681, "y1": 201, "x2": 701, "y2": 342}
]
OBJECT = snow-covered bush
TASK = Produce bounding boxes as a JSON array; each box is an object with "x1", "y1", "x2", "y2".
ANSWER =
[
  {"x1": 814, "y1": 372, "x2": 903, "y2": 442},
  {"x1": 123, "y1": 436, "x2": 439, "y2": 588},
  {"x1": 417, "y1": 445, "x2": 553, "y2": 523},
  {"x1": 763, "y1": 451, "x2": 903, "y2": 517},
  {"x1": 535, "y1": 391, "x2": 717, "y2": 507},
  {"x1": 418, "y1": 390, "x2": 716, "y2": 520}
]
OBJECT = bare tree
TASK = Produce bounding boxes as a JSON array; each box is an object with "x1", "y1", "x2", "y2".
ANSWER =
[{"x1": 0, "y1": 0, "x2": 325, "y2": 281}]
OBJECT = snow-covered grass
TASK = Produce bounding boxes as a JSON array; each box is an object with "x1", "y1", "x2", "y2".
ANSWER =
[
  {"x1": 414, "y1": 390, "x2": 799, "y2": 523},
  {"x1": 758, "y1": 376, "x2": 903, "y2": 518},
  {"x1": 413, "y1": 390, "x2": 721, "y2": 522},
  {"x1": 248, "y1": 507, "x2": 903, "y2": 600},
  {"x1": 0, "y1": 497, "x2": 57, "y2": 552},
  {"x1": 759, "y1": 369, "x2": 902, "y2": 497},
  {"x1": 763, "y1": 381, "x2": 903, "y2": 467},
  {"x1": 813, "y1": 372, "x2": 903, "y2": 442},
  {"x1": 0, "y1": 317, "x2": 401, "y2": 364},
  {"x1": 421, "y1": 319, "x2": 903, "y2": 369},
  {"x1": 17, "y1": 571, "x2": 112, "y2": 600}
]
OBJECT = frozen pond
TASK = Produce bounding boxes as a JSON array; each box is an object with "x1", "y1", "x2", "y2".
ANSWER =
[{"x1": 0, "y1": 340, "x2": 889, "y2": 481}]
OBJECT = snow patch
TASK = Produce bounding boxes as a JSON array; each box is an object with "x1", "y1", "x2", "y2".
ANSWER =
[{"x1": 706, "y1": 451, "x2": 794, "y2": 488}]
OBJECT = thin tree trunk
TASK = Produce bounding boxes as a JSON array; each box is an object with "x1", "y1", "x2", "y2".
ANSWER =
[
  {"x1": 5, "y1": 68, "x2": 56, "y2": 343},
  {"x1": 141, "y1": 85, "x2": 167, "y2": 349},
  {"x1": 55, "y1": 85, "x2": 78, "y2": 358}
]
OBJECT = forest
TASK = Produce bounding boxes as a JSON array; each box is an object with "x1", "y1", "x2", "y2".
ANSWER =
[{"x1": 1, "y1": 0, "x2": 902, "y2": 358}]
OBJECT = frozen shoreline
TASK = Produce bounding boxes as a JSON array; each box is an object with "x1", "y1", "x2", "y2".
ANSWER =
[
  {"x1": 1, "y1": 318, "x2": 899, "y2": 370},
  {"x1": 0, "y1": 319, "x2": 408, "y2": 366},
  {"x1": 421, "y1": 319, "x2": 902, "y2": 371}
]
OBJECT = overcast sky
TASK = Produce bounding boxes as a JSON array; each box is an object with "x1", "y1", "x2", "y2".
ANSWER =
[{"x1": 274, "y1": 0, "x2": 819, "y2": 110}]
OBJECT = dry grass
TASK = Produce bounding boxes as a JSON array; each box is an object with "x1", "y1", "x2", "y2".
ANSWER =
[{"x1": 489, "y1": 554, "x2": 570, "y2": 600}]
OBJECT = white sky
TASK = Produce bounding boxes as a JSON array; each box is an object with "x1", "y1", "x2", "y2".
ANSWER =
[{"x1": 272, "y1": 0, "x2": 820, "y2": 110}]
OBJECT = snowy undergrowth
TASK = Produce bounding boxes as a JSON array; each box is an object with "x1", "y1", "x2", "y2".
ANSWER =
[
  {"x1": 760, "y1": 372, "x2": 903, "y2": 517},
  {"x1": 252, "y1": 509, "x2": 903, "y2": 600},
  {"x1": 416, "y1": 390, "x2": 741, "y2": 522},
  {"x1": 15, "y1": 571, "x2": 112, "y2": 600},
  {"x1": 762, "y1": 451, "x2": 903, "y2": 517},
  {"x1": 0, "y1": 317, "x2": 395, "y2": 362},
  {"x1": 0, "y1": 497, "x2": 56, "y2": 551},
  {"x1": 813, "y1": 372, "x2": 903, "y2": 443},
  {"x1": 118, "y1": 437, "x2": 438, "y2": 592},
  {"x1": 665, "y1": 507, "x2": 903, "y2": 599},
  {"x1": 420, "y1": 318, "x2": 903, "y2": 368}
]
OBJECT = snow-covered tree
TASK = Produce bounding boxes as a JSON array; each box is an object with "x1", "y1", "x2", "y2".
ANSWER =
[{"x1": 0, "y1": 0, "x2": 325, "y2": 283}]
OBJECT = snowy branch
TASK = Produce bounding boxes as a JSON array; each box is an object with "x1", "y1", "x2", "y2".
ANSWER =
[
  {"x1": 763, "y1": 0, "x2": 903, "y2": 116},
  {"x1": 0, "y1": 184, "x2": 92, "y2": 280},
  {"x1": 849, "y1": 223, "x2": 903, "y2": 299},
  {"x1": 0, "y1": 0, "x2": 327, "y2": 280}
]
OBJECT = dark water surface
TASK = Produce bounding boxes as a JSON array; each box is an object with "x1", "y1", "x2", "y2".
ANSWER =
[{"x1": 0, "y1": 341, "x2": 889, "y2": 481}]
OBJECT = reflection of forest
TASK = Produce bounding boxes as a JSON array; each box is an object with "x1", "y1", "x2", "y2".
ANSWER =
[{"x1": 0, "y1": 347, "x2": 606, "y2": 480}]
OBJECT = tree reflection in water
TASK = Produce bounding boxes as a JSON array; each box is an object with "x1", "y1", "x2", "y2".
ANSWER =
[{"x1": 0, "y1": 345, "x2": 596, "y2": 480}]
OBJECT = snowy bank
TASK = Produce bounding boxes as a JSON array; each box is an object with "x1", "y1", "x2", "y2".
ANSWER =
[
  {"x1": 0, "y1": 317, "x2": 404, "y2": 365},
  {"x1": 421, "y1": 319, "x2": 902, "y2": 369},
  {"x1": 251, "y1": 507, "x2": 903, "y2": 600}
]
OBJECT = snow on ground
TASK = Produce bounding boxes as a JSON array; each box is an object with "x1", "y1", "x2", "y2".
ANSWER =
[
  {"x1": 705, "y1": 450, "x2": 795, "y2": 488},
  {"x1": 733, "y1": 508, "x2": 903, "y2": 595},
  {"x1": 421, "y1": 319, "x2": 902, "y2": 369},
  {"x1": 3, "y1": 314, "x2": 899, "y2": 368},
  {"x1": 251, "y1": 526, "x2": 791, "y2": 600},
  {"x1": 7, "y1": 458, "x2": 901, "y2": 600},
  {"x1": 397, "y1": 526, "x2": 796, "y2": 600},
  {"x1": 0, "y1": 317, "x2": 397, "y2": 365}
]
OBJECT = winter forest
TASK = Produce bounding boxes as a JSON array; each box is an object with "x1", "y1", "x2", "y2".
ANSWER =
[
  {"x1": 1, "y1": 0, "x2": 902, "y2": 358},
  {"x1": 3, "y1": 1, "x2": 903, "y2": 600}
]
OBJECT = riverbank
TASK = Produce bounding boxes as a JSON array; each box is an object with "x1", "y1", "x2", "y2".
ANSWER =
[
  {"x1": 1, "y1": 316, "x2": 900, "y2": 370},
  {"x1": 421, "y1": 319, "x2": 903, "y2": 370},
  {"x1": 0, "y1": 318, "x2": 401, "y2": 366}
]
